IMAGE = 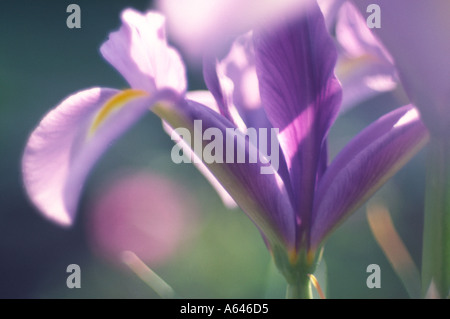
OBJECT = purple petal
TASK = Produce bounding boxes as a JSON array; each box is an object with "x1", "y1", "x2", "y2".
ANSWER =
[
  {"x1": 351, "y1": 0, "x2": 450, "y2": 136},
  {"x1": 253, "y1": 1, "x2": 342, "y2": 244},
  {"x1": 218, "y1": 33, "x2": 262, "y2": 121},
  {"x1": 182, "y1": 90, "x2": 238, "y2": 208},
  {"x1": 217, "y1": 32, "x2": 280, "y2": 132},
  {"x1": 100, "y1": 9, "x2": 186, "y2": 94},
  {"x1": 153, "y1": 98, "x2": 296, "y2": 249},
  {"x1": 203, "y1": 55, "x2": 262, "y2": 133},
  {"x1": 203, "y1": 45, "x2": 294, "y2": 210},
  {"x1": 335, "y1": 2, "x2": 397, "y2": 111},
  {"x1": 311, "y1": 105, "x2": 429, "y2": 249},
  {"x1": 22, "y1": 87, "x2": 172, "y2": 226},
  {"x1": 337, "y1": 2, "x2": 392, "y2": 64},
  {"x1": 184, "y1": 90, "x2": 290, "y2": 210},
  {"x1": 202, "y1": 57, "x2": 235, "y2": 122}
]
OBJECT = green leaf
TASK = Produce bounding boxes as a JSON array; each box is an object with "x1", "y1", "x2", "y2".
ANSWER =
[{"x1": 422, "y1": 137, "x2": 450, "y2": 298}]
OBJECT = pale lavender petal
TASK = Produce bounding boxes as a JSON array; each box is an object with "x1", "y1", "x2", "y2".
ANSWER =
[
  {"x1": 203, "y1": 36, "x2": 272, "y2": 132},
  {"x1": 22, "y1": 87, "x2": 171, "y2": 226},
  {"x1": 158, "y1": 0, "x2": 314, "y2": 58},
  {"x1": 317, "y1": 0, "x2": 345, "y2": 29},
  {"x1": 185, "y1": 90, "x2": 220, "y2": 114},
  {"x1": 311, "y1": 105, "x2": 429, "y2": 249},
  {"x1": 217, "y1": 33, "x2": 262, "y2": 124},
  {"x1": 153, "y1": 98, "x2": 296, "y2": 249},
  {"x1": 100, "y1": 9, "x2": 186, "y2": 94},
  {"x1": 336, "y1": 2, "x2": 397, "y2": 111},
  {"x1": 336, "y1": 2, "x2": 392, "y2": 63},
  {"x1": 202, "y1": 57, "x2": 234, "y2": 122},
  {"x1": 253, "y1": 1, "x2": 342, "y2": 243},
  {"x1": 217, "y1": 32, "x2": 284, "y2": 135},
  {"x1": 351, "y1": 0, "x2": 450, "y2": 136}
]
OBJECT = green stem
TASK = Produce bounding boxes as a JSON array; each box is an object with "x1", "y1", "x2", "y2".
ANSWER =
[
  {"x1": 422, "y1": 137, "x2": 450, "y2": 298},
  {"x1": 285, "y1": 274, "x2": 312, "y2": 299}
]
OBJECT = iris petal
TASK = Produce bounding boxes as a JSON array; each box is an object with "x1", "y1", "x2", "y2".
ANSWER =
[
  {"x1": 22, "y1": 87, "x2": 172, "y2": 225},
  {"x1": 100, "y1": 9, "x2": 186, "y2": 95},
  {"x1": 253, "y1": 1, "x2": 342, "y2": 244},
  {"x1": 153, "y1": 98, "x2": 297, "y2": 249},
  {"x1": 311, "y1": 105, "x2": 429, "y2": 249},
  {"x1": 335, "y1": 2, "x2": 397, "y2": 111}
]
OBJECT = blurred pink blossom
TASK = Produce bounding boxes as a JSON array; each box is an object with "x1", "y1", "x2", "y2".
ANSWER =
[{"x1": 87, "y1": 172, "x2": 199, "y2": 267}]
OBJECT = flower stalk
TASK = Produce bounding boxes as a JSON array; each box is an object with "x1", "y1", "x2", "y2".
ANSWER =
[
  {"x1": 272, "y1": 246, "x2": 316, "y2": 299},
  {"x1": 422, "y1": 137, "x2": 450, "y2": 298},
  {"x1": 286, "y1": 275, "x2": 312, "y2": 299}
]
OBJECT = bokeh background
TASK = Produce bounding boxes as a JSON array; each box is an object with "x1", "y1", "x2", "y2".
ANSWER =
[{"x1": 0, "y1": 0, "x2": 426, "y2": 298}]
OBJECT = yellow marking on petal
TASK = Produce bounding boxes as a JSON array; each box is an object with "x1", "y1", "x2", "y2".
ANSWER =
[
  {"x1": 89, "y1": 89, "x2": 149, "y2": 138},
  {"x1": 288, "y1": 248, "x2": 298, "y2": 265},
  {"x1": 306, "y1": 249, "x2": 316, "y2": 267},
  {"x1": 336, "y1": 54, "x2": 377, "y2": 78}
]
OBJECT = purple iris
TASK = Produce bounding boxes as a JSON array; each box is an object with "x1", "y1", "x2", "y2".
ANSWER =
[{"x1": 22, "y1": 2, "x2": 428, "y2": 293}]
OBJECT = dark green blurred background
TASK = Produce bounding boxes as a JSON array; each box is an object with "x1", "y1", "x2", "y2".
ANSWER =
[{"x1": 0, "y1": 0, "x2": 426, "y2": 298}]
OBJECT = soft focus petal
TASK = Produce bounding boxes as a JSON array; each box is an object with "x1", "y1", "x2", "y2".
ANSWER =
[
  {"x1": 311, "y1": 105, "x2": 429, "y2": 249},
  {"x1": 351, "y1": 0, "x2": 450, "y2": 136},
  {"x1": 213, "y1": 35, "x2": 292, "y2": 191},
  {"x1": 217, "y1": 32, "x2": 273, "y2": 130},
  {"x1": 336, "y1": 2, "x2": 392, "y2": 63},
  {"x1": 218, "y1": 33, "x2": 261, "y2": 114},
  {"x1": 317, "y1": 0, "x2": 345, "y2": 29},
  {"x1": 253, "y1": 1, "x2": 342, "y2": 244},
  {"x1": 158, "y1": 0, "x2": 313, "y2": 58},
  {"x1": 153, "y1": 98, "x2": 296, "y2": 249},
  {"x1": 100, "y1": 9, "x2": 186, "y2": 94},
  {"x1": 337, "y1": 57, "x2": 397, "y2": 111},
  {"x1": 22, "y1": 87, "x2": 172, "y2": 226},
  {"x1": 202, "y1": 57, "x2": 235, "y2": 123},
  {"x1": 185, "y1": 90, "x2": 220, "y2": 114},
  {"x1": 335, "y1": 2, "x2": 397, "y2": 111}
]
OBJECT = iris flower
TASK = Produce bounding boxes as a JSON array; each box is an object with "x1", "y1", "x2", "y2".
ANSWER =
[{"x1": 22, "y1": 3, "x2": 428, "y2": 297}]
